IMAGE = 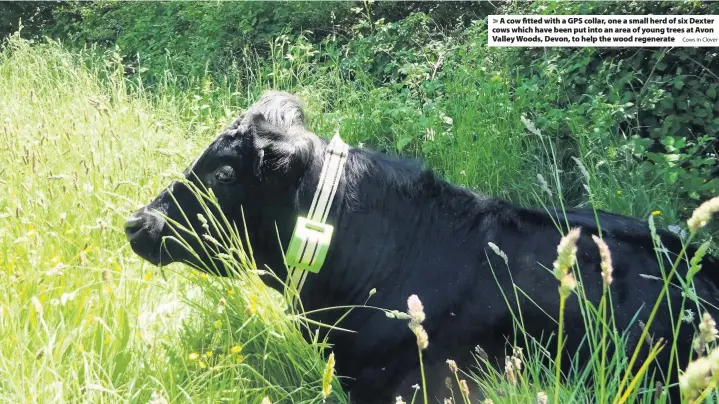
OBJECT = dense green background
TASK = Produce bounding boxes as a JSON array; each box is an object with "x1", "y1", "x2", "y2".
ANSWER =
[{"x1": 3, "y1": 0, "x2": 718, "y2": 232}]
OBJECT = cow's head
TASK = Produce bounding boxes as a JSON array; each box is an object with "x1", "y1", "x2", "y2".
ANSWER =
[{"x1": 124, "y1": 91, "x2": 320, "y2": 281}]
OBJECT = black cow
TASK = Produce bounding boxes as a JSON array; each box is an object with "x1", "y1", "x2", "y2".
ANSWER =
[{"x1": 125, "y1": 91, "x2": 719, "y2": 403}]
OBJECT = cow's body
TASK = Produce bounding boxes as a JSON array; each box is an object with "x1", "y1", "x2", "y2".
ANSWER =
[
  {"x1": 125, "y1": 91, "x2": 719, "y2": 403},
  {"x1": 292, "y1": 146, "x2": 719, "y2": 403}
]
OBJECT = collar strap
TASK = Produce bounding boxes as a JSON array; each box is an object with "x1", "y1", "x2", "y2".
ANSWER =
[{"x1": 285, "y1": 134, "x2": 349, "y2": 294}]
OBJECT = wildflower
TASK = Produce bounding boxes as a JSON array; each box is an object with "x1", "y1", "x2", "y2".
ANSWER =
[
  {"x1": 412, "y1": 384, "x2": 420, "y2": 391},
  {"x1": 536, "y1": 392, "x2": 548, "y2": 404},
  {"x1": 236, "y1": 355, "x2": 245, "y2": 364},
  {"x1": 651, "y1": 210, "x2": 661, "y2": 216},
  {"x1": 446, "y1": 359, "x2": 458, "y2": 373},
  {"x1": 189, "y1": 352, "x2": 199, "y2": 360},
  {"x1": 322, "y1": 352, "x2": 335, "y2": 398},
  {"x1": 688, "y1": 196, "x2": 719, "y2": 233},
  {"x1": 144, "y1": 272, "x2": 152, "y2": 281},
  {"x1": 459, "y1": 379, "x2": 470, "y2": 398},
  {"x1": 553, "y1": 228, "x2": 581, "y2": 280},
  {"x1": 246, "y1": 295, "x2": 258, "y2": 315},
  {"x1": 591, "y1": 235, "x2": 613, "y2": 286},
  {"x1": 407, "y1": 294, "x2": 426, "y2": 324},
  {"x1": 205, "y1": 351, "x2": 213, "y2": 358},
  {"x1": 231, "y1": 345, "x2": 242, "y2": 354}
]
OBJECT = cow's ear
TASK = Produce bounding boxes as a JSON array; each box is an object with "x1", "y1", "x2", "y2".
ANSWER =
[{"x1": 240, "y1": 111, "x2": 309, "y2": 175}]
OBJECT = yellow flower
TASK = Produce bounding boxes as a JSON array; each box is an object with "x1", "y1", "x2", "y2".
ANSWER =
[
  {"x1": 231, "y1": 345, "x2": 242, "y2": 354},
  {"x1": 144, "y1": 273, "x2": 152, "y2": 281},
  {"x1": 226, "y1": 289, "x2": 234, "y2": 295},
  {"x1": 213, "y1": 320, "x2": 222, "y2": 329},
  {"x1": 199, "y1": 361, "x2": 207, "y2": 369},
  {"x1": 651, "y1": 210, "x2": 661, "y2": 216},
  {"x1": 247, "y1": 295, "x2": 258, "y2": 315},
  {"x1": 205, "y1": 351, "x2": 213, "y2": 358},
  {"x1": 236, "y1": 355, "x2": 245, "y2": 364},
  {"x1": 189, "y1": 352, "x2": 199, "y2": 360}
]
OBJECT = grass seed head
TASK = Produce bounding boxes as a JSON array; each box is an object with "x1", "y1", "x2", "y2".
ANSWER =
[
  {"x1": 591, "y1": 235, "x2": 613, "y2": 286},
  {"x1": 688, "y1": 196, "x2": 719, "y2": 233},
  {"x1": 407, "y1": 294, "x2": 425, "y2": 324},
  {"x1": 410, "y1": 322, "x2": 429, "y2": 350},
  {"x1": 679, "y1": 356, "x2": 713, "y2": 400},
  {"x1": 553, "y1": 227, "x2": 581, "y2": 281},
  {"x1": 459, "y1": 379, "x2": 470, "y2": 398},
  {"x1": 321, "y1": 352, "x2": 335, "y2": 398}
]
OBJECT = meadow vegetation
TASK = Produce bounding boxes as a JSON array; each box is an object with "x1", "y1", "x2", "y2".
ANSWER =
[{"x1": 1, "y1": 1, "x2": 719, "y2": 403}]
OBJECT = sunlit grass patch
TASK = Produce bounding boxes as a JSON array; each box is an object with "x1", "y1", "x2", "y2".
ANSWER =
[{"x1": 0, "y1": 34, "x2": 340, "y2": 403}]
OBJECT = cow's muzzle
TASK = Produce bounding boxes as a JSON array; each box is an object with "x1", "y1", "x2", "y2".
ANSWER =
[{"x1": 124, "y1": 207, "x2": 167, "y2": 265}]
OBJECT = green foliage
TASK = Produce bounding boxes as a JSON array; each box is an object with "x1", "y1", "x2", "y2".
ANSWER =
[{"x1": 498, "y1": 0, "x2": 719, "y2": 209}]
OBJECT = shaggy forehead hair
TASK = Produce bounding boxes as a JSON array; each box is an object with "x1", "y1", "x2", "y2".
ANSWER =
[{"x1": 226, "y1": 91, "x2": 306, "y2": 134}]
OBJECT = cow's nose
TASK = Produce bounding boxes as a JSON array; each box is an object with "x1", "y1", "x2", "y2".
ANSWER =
[{"x1": 124, "y1": 214, "x2": 144, "y2": 239}]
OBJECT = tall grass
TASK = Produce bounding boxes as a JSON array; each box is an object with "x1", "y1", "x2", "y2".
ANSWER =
[{"x1": 0, "y1": 34, "x2": 340, "y2": 403}]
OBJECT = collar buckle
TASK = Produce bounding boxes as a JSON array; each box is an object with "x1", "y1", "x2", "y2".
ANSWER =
[{"x1": 285, "y1": 217, "x2": 334, "y2": 273}]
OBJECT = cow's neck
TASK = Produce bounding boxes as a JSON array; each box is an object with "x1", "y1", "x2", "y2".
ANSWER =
[{"x1": 296, "y1": 150, "x2": 505, "y2": 325}]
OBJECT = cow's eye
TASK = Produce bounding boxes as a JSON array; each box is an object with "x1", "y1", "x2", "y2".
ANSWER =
[{"x1": 214, "y1": 166, "x2": 236, "y2": 184}]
